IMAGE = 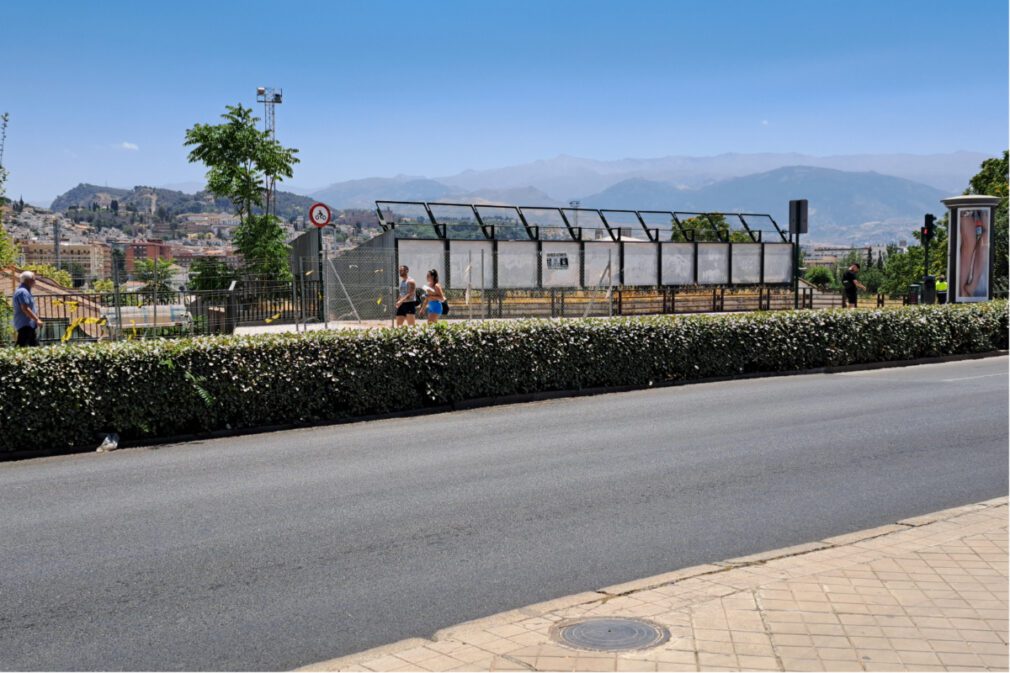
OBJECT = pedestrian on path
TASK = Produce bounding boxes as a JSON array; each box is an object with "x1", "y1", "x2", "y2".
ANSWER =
[
  {"x1": 841, "y1": 263, "x2": 866, "y2": 308},
  {"x1": 419, "y1": 269, "x2": 446, "y2": 324},
  {"x1": 12, "y1": 270, "x2": 43, "y2": 347},
  {"x1": 395, "y1": 265, "x2": 417, "y2": 327}
]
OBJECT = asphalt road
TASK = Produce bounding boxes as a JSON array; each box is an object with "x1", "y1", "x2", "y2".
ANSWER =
[{"x1": 2, "y1": 357, "x2": 1007, "y2": 671}]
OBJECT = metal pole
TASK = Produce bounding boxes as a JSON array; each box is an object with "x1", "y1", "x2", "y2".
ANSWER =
[
  {"x1": 152, "y1": 256, "x2": 158, "y2": 338},
  {"x1": 322, "y1": 230, "x2": 330, "y2": 329},
  {"x1": 608, "y1": 249, "x2": 613, "y2": 318},
  {"x1": 112, "y1": 262, "x2": 123, "y2": 341},
  {"x1": 328, "y1": 257, "x2": 361, "y2": 323},
  {"x1": 793, "y1": 232, "x2": 800, "y2": 309},
  {"x1": 290, "y1": 266, "x2": 299, "y2": 332},
  {"x1": 298, "y1": 257, "x2": 306, "y2": 331},
  {"x1": 53, "y1": 218, "x2": 61, "y2": 272},
  {"x1": 468, "y1": 250, "x2": 473, "y2": 321},
  {"x1": 481, "y1": 249, "x2": 486, "y2": 320}
]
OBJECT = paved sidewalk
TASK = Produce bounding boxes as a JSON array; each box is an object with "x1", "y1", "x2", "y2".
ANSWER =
[{"x1": 301, "y1": 498, "x2": 1008, "y2": 672}]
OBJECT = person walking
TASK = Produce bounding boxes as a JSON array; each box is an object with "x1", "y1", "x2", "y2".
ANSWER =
[
  {"x1": 936, "y1": 274, "x2": 949, "y2": 304},
  {"x1": 419, "y1": 269, "x2": 446, "y2": 324},
  {"x1": 841, "y1": 263, "x2": 866, "y2": 308},
  {"x1": 394, "y1": 265, "x2": 417, "y2": 326},
  {"x1": 12, "y1": 270, "x2": 43, "y2": 347}
]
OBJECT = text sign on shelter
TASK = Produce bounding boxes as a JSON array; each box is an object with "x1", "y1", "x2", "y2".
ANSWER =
[{"x1": 545, "y1": 252, "x2": 569, "y2": 270}]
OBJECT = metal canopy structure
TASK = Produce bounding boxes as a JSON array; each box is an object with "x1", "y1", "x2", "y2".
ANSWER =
[{"x1": 375, "y1": 201, "x2": 788, "y2": 243}]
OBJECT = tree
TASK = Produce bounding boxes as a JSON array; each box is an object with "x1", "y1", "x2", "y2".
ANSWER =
[
  {"x1": 879, "y1": 219, "x2": 949, "y2": 297},
  {"x1": 0, "y1": 111, "x2": 18, "y2": 268},
  {"x1": 804, "y1": 266, "x2": 834, "y2": 290},
  {"x1": 91, "y1": 278, "x2": 115, "y2": 292},
  {"x1": 66, "y1": 262, "x2": 87, "y2": 288},
  {"x1": 134, "y1": 257, "x2": 174, "y2": 301},
  {"x1": 184, "y1": 104, "x2": 298, "y2": 281},
  {"x1": 24, "y1": 264, "x2": 73, "y2": 288},
  {"x1": 188, "y1": 257, "x2": 236, "y2": 291},
  {"x1": 966, "y1": 151, "x2": 1008, "y2": 291},
  {"x1": 110, "y1": 199, "x2": 119, "y2": 214}
]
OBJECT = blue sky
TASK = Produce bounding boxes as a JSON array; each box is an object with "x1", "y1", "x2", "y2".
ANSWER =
[{"x1": 4, "y1": 0, "x2": 1007, "y2": 203}]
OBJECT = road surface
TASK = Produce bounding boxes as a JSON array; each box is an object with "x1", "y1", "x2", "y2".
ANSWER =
[{"x1": 2, "y1": 357, "x2": 1006, "y2": 671}]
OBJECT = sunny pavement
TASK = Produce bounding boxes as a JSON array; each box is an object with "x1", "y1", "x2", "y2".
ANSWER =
[{"x1": 301, "y1": 497, "x2": 1008, "y2": 672}]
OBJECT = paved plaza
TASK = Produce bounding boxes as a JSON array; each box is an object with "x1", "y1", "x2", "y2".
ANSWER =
[{"x1": 304, "y1": 498, "x2": 1008, "y2": 672}]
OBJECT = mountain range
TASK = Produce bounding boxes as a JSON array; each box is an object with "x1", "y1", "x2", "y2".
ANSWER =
[
  {"x1": 580, "y1": 167, "x2": 947, "y2": 244},
  {"x1": 430, "y1": 151, "x2": 986, "y2": 198},
  {"x1": 306, "y1": 156, "x2": 968, "y2": 243},
  {"x1": 48, "y1": 151, "x2": 991, "y2": 245}
]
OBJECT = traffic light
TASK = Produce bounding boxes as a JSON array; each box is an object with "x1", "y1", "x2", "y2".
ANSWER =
[{"x1": 921, "y1": 213, "x2": 936, "y2": 243}]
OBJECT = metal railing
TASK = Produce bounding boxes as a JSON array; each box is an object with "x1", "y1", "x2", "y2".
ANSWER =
[{"x1": 2, "y1": 280, "x2": 323, "y2": 346}]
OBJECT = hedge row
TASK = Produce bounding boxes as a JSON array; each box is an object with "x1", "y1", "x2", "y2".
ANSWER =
[{"x1": 0, "y1": 302, "x2": 1006, "y2": 453}]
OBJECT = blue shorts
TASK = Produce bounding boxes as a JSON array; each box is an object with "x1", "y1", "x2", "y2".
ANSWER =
[{"x1": 427, "y1": 300, "x2": 443, "y2": 315}]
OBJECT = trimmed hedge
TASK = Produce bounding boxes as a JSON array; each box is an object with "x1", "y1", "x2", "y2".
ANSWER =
[{"x1": 0, "y1": 302, "x2": 1006, "y2": 453}]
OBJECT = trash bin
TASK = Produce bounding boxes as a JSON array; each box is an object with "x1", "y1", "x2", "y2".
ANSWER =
[{"x1": 907, "y1": 283, "x2": 921, "y2": 305}]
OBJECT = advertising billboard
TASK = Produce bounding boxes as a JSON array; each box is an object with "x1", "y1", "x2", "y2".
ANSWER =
[{"x1": 954, "y1": 208, "x2": 991, "y2": 302}]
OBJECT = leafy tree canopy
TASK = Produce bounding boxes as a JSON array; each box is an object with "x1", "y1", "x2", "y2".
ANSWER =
[{"x1": 184, "y1": 104, "x2": 298, "y2": 282}]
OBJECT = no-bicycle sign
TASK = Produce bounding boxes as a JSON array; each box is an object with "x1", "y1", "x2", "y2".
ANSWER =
[{"x1": 309, "y1": 202, "x2": 331, "y2": 228}]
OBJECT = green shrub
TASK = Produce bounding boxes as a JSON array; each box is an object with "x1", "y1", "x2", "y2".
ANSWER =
[
  {"x1": 0, "y1": 302, "x2": 1006, "y2": 453},
  {"x1": 804, "y1": 266, "x2": 834, "y2": 289}
]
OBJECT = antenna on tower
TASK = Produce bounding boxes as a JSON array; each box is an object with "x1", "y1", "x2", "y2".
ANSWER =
[{"x1": 256, "y1": 86, "x2": 283, "y2": 219}]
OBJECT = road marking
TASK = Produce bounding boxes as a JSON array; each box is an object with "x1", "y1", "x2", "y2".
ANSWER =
[{"x1": 942, "y1": 373, "x2": 1005, "y2": 382}]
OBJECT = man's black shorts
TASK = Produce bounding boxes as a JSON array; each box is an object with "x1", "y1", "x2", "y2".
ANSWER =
[
  {"x1": 845, "y1": 292, "x2": 858, "y2": 308},
  {"x1": 16, "y1": 326, "x2": 39, "y2": 347},
  {"x1": 396, "y1": 301, "x2": 417, "y2": 317}
]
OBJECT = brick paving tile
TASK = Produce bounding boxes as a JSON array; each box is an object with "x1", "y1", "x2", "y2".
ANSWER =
[{"x1": 301, "y1": 499, "x2": 1007, "y2": 672}]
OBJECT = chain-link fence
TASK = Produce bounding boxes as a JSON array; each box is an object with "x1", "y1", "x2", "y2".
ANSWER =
[
  {"x1": 308, "y1": 245, "x2": 808, "y2": 327},
  {"x1": 2, "y1": 241, "x2": 810, "y2": 345},
  {"x1": 1, "y1": 273, "x2": 322, "y2": 346}
]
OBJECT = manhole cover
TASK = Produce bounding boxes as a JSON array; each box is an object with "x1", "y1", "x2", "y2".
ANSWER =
[{"x1": 551, "y1": 617, "x2": 670, "y2": 652}]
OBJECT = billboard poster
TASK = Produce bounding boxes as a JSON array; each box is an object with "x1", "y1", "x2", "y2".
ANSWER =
[{"x1": 954, "y1": 208, "x2": 991, "y2": 302}]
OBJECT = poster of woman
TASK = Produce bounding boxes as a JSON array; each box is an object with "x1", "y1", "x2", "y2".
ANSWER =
[{"x1": 955, "y1": 208, "x2": 990, "y2": 302}]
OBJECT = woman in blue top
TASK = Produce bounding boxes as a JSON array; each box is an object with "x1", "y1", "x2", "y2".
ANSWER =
[{"x1": 420, "y1": 269, "x2": 446, "y2": 324}]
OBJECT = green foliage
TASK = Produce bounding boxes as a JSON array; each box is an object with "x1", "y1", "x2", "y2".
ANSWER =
[
  {"x1": 0, "y1": 112, "x2": 16, "y2": 268},
  {"x1": 880, "y1": 226, "x2": 949, "y2": 297},
  {"x1": 857, "y1": 267, "x2": 885, "y2": 294},
  {"x1": 0, "y1": 297, "x2": 11, "y2": 345},
  {"x1": 0, "y1": 223, "x2": 17, "y2": 268},
  {"x1": 91, "y1": 278, "x2": 115, "y2": 293},
  {"x1": 671, "y1": 214, "x2": 742, "y2": 242},
  {"x1": 875, "y1": 216, "x2": 948, "y2": 298},
  {"x1": 966, "y1": 150, "x2": 1008, "y2": 291},
  {"x1": 0, "y1": 302, "x2": 1005, "y2": 452},
  {"x1": 184, "y1": 103, "x2": 299, "y2": 281},
  {"x1": 804, "y1": 266, "x2": 834, "y2": 289},
  {"x1": 134, "y1": 257, "x2": 175, "y2": 301},
  {"x1": 23, "y1": 264, "x2": 73, "y2": 288},
  {"x1": 232, "y1": 214, "x2": 292, "y2": 282},
  {"x1": 188, "y1": 257, "x2": 236, "y2": 291}
]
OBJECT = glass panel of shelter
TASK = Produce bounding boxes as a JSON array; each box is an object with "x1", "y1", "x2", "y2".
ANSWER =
[
  {"x1": 428, "y1": 203, "x2": 484, "y2": 240},
  {"x1": 561, "y1": 208, "x2": 610, "y2": 241},
  {"x1": 473, "y1": 205, "x2": 528, "y2": 241},
  {"x1": 377, "y1": 202, "x2": 440, "y2": 239}
]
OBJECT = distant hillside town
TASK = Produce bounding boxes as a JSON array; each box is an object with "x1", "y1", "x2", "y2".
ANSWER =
[{"x1": 3, "y1": 185, "x2": 383, "y2": 287}]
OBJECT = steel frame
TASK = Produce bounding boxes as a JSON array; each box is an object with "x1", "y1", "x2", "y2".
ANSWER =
[{"x1": 375, "y1": 201, "x2": 786, "y2": 243}]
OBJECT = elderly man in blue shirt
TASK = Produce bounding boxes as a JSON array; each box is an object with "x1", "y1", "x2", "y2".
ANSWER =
[{"x1": 12, "y1": 270, "x2": 43, "y2": 347}]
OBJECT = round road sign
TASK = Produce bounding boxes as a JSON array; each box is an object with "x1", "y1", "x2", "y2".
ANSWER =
[{"x1": 309, "y1": 202, "x2": 331, "y2": 228}]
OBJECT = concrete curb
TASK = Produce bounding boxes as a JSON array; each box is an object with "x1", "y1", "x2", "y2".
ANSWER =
[{"x1": 295, "y1": 496, "x2": 1009, "y2": 671}]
